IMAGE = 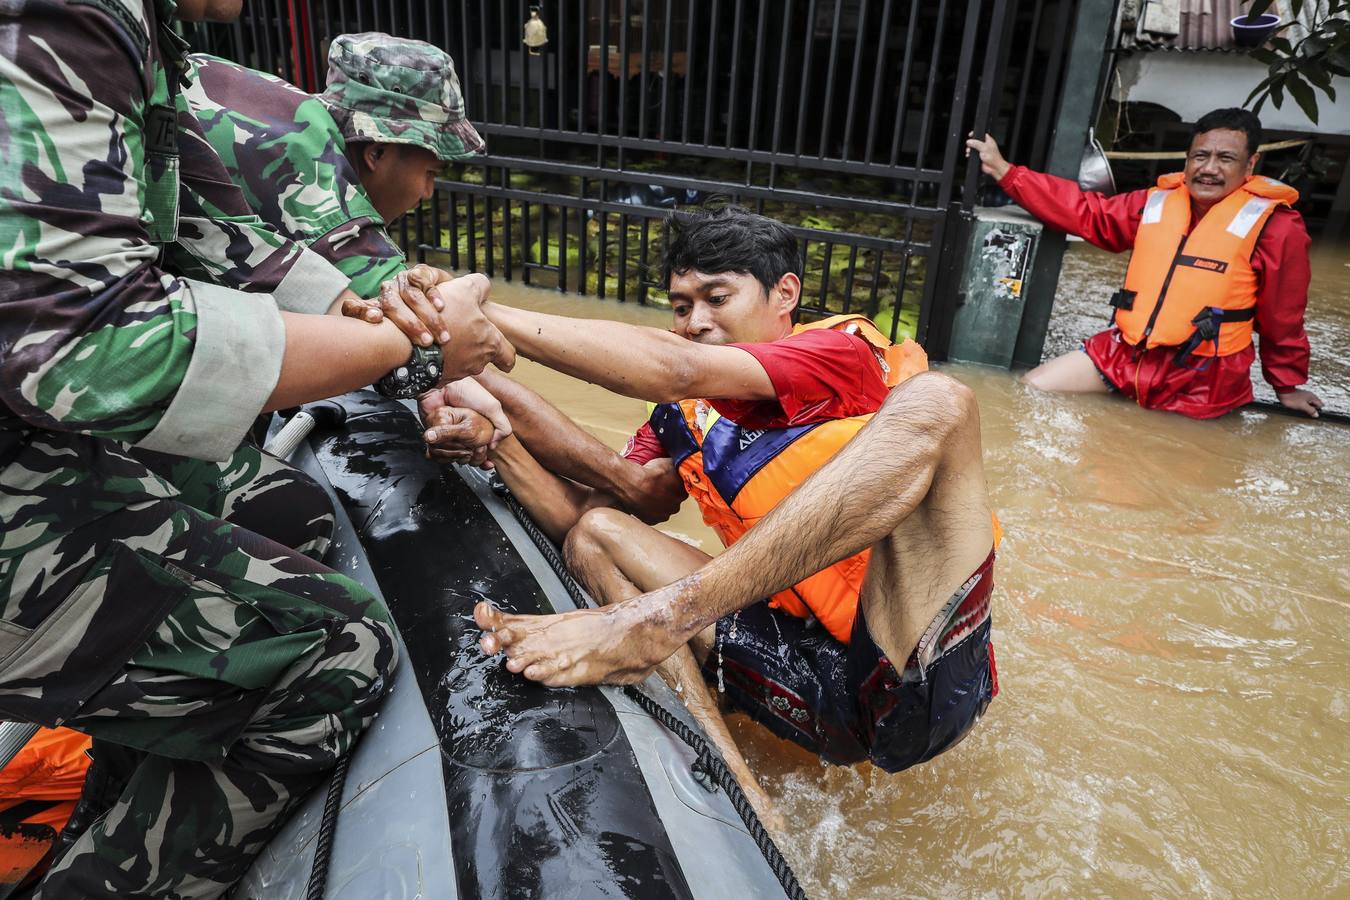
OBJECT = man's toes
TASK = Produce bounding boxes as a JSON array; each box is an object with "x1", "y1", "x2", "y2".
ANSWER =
[{"x1": 473, "y1": 600, "x2": 501, "y2": 630}]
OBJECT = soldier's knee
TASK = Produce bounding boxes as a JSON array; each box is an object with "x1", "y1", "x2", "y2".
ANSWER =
[
  {"x1": 322, "y1": 613, "x2": 399, "y2": 738},
  {"x1": 237, "y1": 465, "x2": 336, "y2": 558}
]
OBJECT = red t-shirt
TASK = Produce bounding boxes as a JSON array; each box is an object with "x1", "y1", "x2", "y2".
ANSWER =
[{"x1": 622, "y1": 329, "x2": 888, "y2": 465}]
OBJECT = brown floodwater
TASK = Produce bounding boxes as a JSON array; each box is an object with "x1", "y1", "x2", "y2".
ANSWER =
[{"x1": 483, "y1": 249, "x2": 1350, "y2": 898}]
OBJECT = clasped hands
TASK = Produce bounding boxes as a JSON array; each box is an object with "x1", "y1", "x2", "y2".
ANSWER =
[{"x1": 340, "y1": 265, "x2": 513, "y2": 465}]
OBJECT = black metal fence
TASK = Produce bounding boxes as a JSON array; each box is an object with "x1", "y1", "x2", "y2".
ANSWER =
[{"x1": 193, "y1": 0, "x2": 1084, "y2": 355}]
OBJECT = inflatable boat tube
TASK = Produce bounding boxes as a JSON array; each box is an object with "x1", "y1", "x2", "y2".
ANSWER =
[{"x1": 236, "y1": 392, "x2": 798, "y2": 899}]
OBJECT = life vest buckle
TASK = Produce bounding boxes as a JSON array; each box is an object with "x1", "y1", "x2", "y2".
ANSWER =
[
  {"x1": 1190, "y1": 307, "x2": 1222, "y2": 343},
  {"x1": 1109, "y1": 289, "x2": 1136, "y2": 311}
]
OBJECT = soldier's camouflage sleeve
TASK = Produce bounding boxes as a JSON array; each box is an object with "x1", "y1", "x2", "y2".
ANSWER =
[
  {"x1": 169, "y1": 93, "x2": 352, "y2": 314},
  {"x1": 184, "y1": 55, "x2": 407, "y2": 301},
  {"x1": 0, "y1": 2, "x2": 281, "y2": 460}
]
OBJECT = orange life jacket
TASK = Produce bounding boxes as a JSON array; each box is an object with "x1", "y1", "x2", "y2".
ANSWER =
[
  {"x1": 649, "y1": 316, "x2": 928, "y2": 644},
  {"x1": 1113, "y1": 173, "x2": 1297, "y2": 360},
  {"x1": 0, "y1": 727, "x2": 90, "y2": 889}
]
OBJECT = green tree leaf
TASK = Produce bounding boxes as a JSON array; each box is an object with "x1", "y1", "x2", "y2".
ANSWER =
[{"x1": 1286, "y1": 75, "x2": 1320, "y2": 124}]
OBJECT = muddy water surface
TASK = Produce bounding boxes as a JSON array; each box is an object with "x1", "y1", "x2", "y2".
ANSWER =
[{"x1": 487, "y1": 264, "x2": 1349, "y2": 898}]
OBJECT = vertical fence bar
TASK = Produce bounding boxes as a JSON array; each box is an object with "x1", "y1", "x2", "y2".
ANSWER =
[
  {"x1": 522, "y1": 0, "x2": 533, "y2": 127},
  {"x1": 503, "y1": 171, "x2": 514, "y2": 281},
  {"x1": 842, "y1": 244, "x2": 858, "y2": 312},
  {"x1": 599, "y1": 0, "x2": 610, "y2": 137},
  {"x1": 725, "y1": 0, "x2": 746, "y2": 149},
  {"x1": 702, "y1": 0, "x2": 721, "y2": 144},
  {"x1": 479, "y1": 5, "x2": 491, "y2": 128},
  {"x1": 770, "y1": 0, "x2": 793, "y2": 157},
  {"x1": 1030, "y1": 0, "x2": 1075, "y2": 168},
  {"x1": 597, "y1": 203, "x2": 608, "y2": 298},
  {"x1": 559, "y1": 206, "x2": 569, "y2": 292},
  {"x1": 862, "y1": 0, "x2": 892, "y2": 163},
  {"x1": 681, "y1": 1, "x2": 697, "y2": 143},
  {"x1": 744, "y1": 0, "x2": 769, "y2": 182},
  {"x1": 962, "y1": 0, "x2": 1012, "y2": 209},
  {"x1": 448, "y1": 191, "x2": 460, "y2": 268},
  {"x1": 413, "y1": 202, "x2": 426, "y2": 263},
  {"x1": 840, "y1": 0, "x2": 869, "y2": 161},
  {"x1": 916, "y1": 0, "x2": 983, "y2": 350},
  {"x1": 618, "y1": 210, "x2": 629, "y2": 302},
  {"x1": 483, "y1": 166, "x2": 496, "y2": 277},
  {"x1": 579, "y1": 0, "x2": 589, "y2": 134},
  {"x1": 638, "y1": 0, "x2": 652, "y2": 139},
  {"x1": 618, "y1": 0, "x2": 630, "y2": 144},
  {"x1": 891, "y1": 250, "x2": 914, "y2": 339},
  {"x1": 819, "y1": 241, "x2": 833, "y2": 306},
  {"x1": 659, "y1": 0, "x2": 674, "y2": 140},
  {"x1": 430, "y1": 182, "x2": 442, "y2": 260},
  {"x1": 499, "y1": 2, "x2": 510, "y2": 122},
  {"x1": 817, "y1": 0, "x2": 844, "y2": 158},
  {"x1": 913, "y1": 0, "x2": 951, "y2": 175},
  {"x1": 888, "y1": 0, "x2": 920, "y2": 166},
  {"x1": 865, "y1": 246, "x2": 884, "y2": 317},
  {"x1": 794, "y1": 0, "x2": 818, "y2": 156},
  {"x1": 555, "y1": 0, "x2": 568, "y2": 131},
  {"x1": 1009, "y1": 0, "x2": 1047, "y2": 158},
  {"x1": 578, "y1": 177, "x2": 589, "y2": 290},
  {"x1": 466, "y1": 192, "x2": 477, "y2": 271},
  {"x1": 638, "y1": 216, "x2": 651, "y2": 304}
]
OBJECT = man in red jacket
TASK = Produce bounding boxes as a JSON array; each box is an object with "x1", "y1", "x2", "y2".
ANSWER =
[{"x1": 967, "y1": 108, "x2": 1323, "y2": 420}]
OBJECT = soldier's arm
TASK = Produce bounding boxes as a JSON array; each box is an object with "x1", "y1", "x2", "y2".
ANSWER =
[
  {"x1": 170, "y1": 102, "x2": 354, "y2": 314},
  {"x1": 0, "y1": 3, "x2": 407, "y2": 460}
]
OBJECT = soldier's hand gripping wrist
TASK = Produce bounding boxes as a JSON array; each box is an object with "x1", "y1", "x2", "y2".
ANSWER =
[
  {"x1": 418, "y1": 274, "x2": 515, "y2": 379},
  {"x1": 342, "y1": 264, "x2": 452, "y2": 347}
]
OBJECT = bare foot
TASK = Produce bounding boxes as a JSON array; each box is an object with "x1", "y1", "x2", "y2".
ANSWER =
[{"x1": 474, "y1": 599, "x2": 687, "y2": 686}]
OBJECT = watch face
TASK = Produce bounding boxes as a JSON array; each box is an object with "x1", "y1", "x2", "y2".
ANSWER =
[{"x1": 378, "y1": 346, "x2": 443, "y2": 398}]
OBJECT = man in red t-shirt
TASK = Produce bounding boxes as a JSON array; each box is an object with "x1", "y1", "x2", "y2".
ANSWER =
[
  {"x1": 967, "y1": 107, "x2": 1323, "y2": 420},
  {"x1": 415, "y1": 207, "x2": 996, "y2": 814}
]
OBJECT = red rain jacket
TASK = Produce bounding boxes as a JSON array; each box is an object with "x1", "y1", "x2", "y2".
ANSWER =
[{"x1": 1000, "y1": 165, "x2": 1312, "y2": 418}]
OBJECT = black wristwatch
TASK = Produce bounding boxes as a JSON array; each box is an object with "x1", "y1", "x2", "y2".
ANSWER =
[{"x1": 376, "y1": 344, "x2": 443, "y2": 398}]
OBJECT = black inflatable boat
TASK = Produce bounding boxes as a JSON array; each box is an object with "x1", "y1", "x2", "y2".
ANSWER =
[{"x1": 236, "y1": 392, "x2": 800, "y2": 899}]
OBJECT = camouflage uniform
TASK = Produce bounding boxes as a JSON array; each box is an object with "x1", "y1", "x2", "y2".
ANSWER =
[
  {"x1": 0, "y1": 1, "x2": 398, "y2": 897},
  {"x1": 183, "y1": 33, "x2": 485, "y2": 299}
]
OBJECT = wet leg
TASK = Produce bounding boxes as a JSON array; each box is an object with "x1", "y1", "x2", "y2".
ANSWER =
[
  {"x1": 1023, "y1": 349, "x2": 1112, "y2": 394},
  {"x1": 476, "y1": 371, "x2": 992, "y2": 679},
  {"x1": 559, "y1": 509, "x2": 781, "y2": 830}
]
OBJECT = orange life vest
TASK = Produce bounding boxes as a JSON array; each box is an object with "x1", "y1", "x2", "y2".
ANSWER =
[
  {"x1": 0, "y1": 727, "x2": 90, "y2": 890},
  {"x1": 1113, "y1": 173, "x2": 1297, "y2": 359},
  {"x1": 649, "y1": 316, "x2": 928, "y2": 644}
]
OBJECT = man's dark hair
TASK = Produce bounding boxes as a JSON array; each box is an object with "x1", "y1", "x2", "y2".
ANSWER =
[
  {"x1": 1192, "y1": 108, "x2": 1263, "y2": 156},
  {"x1": 661, "y1": 204, "x2": 803, "y2": 295}
]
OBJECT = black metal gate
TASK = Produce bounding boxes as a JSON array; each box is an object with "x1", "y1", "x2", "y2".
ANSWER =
[{"x1": 193, "y1": 0, "x2": 1083, "y2": 355}]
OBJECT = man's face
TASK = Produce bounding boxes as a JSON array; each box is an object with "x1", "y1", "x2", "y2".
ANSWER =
[
  {"x1": 1184, "y1": 128, "x2": 1257, "y2": 207},
  {"x1": 668, "y1": 270, "x2": 797, "y2": 345},
  {"x1": 360, "y1": 145, "x2": 444, "y2": 223},
  {"x1": 176, "y1": 0, "x2": 244, "y2": 22}
]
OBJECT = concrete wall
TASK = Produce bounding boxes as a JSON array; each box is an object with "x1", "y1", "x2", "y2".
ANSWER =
[{"x1": 1114, "y1": 51, "x2": 1350, "y2": 136}]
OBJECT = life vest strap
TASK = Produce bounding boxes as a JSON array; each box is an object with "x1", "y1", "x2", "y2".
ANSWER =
[
  {"x1": 1109, "y1": 289, "x2": 1136, "y2": 311},
  {"x1": 1171, "y1": 306, "x2": 1257, "y2": 368}
]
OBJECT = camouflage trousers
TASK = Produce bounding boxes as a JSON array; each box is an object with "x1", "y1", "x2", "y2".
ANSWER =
[{"x1": 0, "y1": 431, "x2": 398, "y2": 899}]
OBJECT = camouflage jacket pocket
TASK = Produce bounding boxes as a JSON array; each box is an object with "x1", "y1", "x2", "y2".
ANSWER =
[
  {"x1": 0, "y1": 545, "x2": 183, "y2": 726},
  {"x1": 0, "y1": 620, "x2": 32, "y2": 669}
]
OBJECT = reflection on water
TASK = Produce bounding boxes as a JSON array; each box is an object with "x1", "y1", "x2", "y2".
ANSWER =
[{"x1": 488, "y1": 277, "x2": 1349, "y2": 898}]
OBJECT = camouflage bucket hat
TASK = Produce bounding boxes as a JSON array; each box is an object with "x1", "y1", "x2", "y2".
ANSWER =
[{"x1": 321, "y1": 32, "x2": 485, "y2": 162}]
